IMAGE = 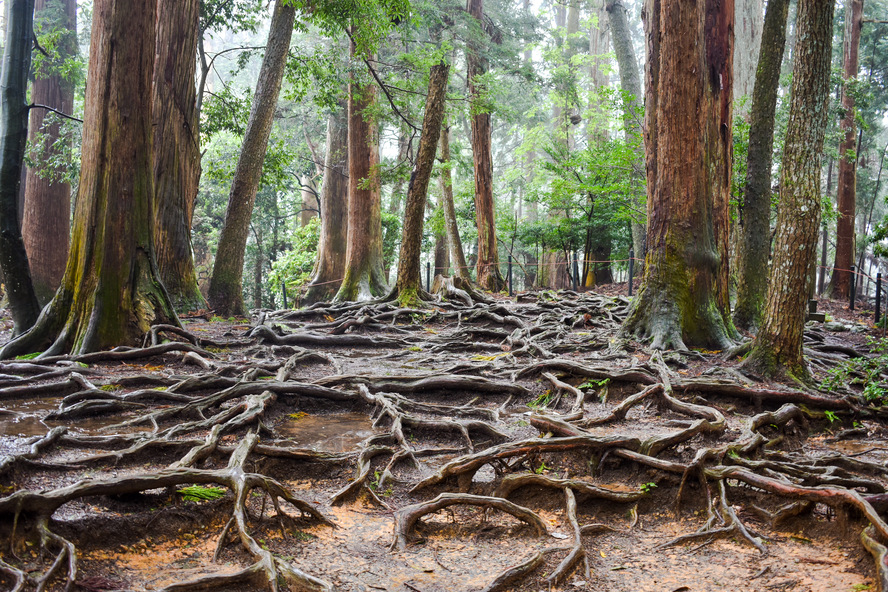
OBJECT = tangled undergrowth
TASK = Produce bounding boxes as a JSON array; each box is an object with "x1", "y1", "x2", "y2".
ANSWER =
[{"x1": 0, "y1": 290, "x2": 887, "y2": 591}]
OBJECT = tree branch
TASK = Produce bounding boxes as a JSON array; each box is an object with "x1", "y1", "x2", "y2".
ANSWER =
[{"x1": 28, "y1": 104, "x2": 83, "y2": 123}]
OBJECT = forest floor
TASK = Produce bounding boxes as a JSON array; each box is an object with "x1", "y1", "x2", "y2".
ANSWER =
[{"x1": 1, "y1": 286, "x2": 887, "y2": 592}]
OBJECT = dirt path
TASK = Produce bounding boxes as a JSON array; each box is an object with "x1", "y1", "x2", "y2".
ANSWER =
[{"x1": 0, "y1": 290, "x2": 886, "y2": 591}]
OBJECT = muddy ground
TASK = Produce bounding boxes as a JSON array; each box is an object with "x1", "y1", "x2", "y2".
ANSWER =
[{"x1": 1, "y1": 288, "x2": 887, "y2": 592}]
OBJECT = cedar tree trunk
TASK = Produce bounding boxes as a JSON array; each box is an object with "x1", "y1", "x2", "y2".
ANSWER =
[
  {"x1": 734, "y1": 0, "x2": 763, "y2": 109},
  {"x1": 0, "y1": 0, "x2": 41, "y2": 335},
  {"x1": 22, "y1": 0, "x2": 76, "y2": 307},
  {"x1": 744, "y1": 0, "x2": 835, "y2": 381},
  {"x1": 733, "y1": 0, "x2": 790, "y2": 331},
  {"x1": 621, "y1": 0, "x2": 736, "y2": 351},
  {"x1": 1, "y1": 0, "x2": 179, "y2": 358},
  {"x1": 467, "y1": 0, "x2": 505, "y2": 292},
  {"x1": 207, "y1": 0, "x2": 294, "y2": 316},
  {"x1": 302, "y1": 99, "x2": 349, "y2": 305},
  {"x1": 394, "y1": 61, "x2": 449, "y2": 306},
  {"x1": 333, "y1": 44, "x2": 388, "y2": 302},
  {"x1": 153, "y1": 0, "x2": 204, "y2": 312},
  {"x1": 439, "y1": 121, "x2": 471, "y2": 283},
  {"x1": 829, "y1": 0, "x2": 863, "y2": 299}
]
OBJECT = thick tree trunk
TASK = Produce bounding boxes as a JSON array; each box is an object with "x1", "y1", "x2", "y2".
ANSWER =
[
  {"x1": 333, "y1": 44, "x2": 388, "y2": 302},
  {"x1": 0, "y1": 0, "x2": 41, "y2": 335},
  {"x1": 302, "y1": 99, "x2": 348, "y2": 305},
  {"x1": 732, "y1": 0, "x2": 789, "y2": 332},
  {"x1": 467, "y1": 0, "x2": 505, "y2": 292},
  {"x1": 207, "y1": 0, "x2": 294, "y2": 316},
  {"x1": 439, "y1": 122, "x2": 471, "y2": 283},
  {"x1": 607, "y1": 0, "x2": 646, "y2": 267},
  {"x1": 622, "y1": 0, "x2": 736, "y2": 351},
  {"x1": 153, "y1": 0, "x2": 204, "y2": 313},
  {"x1": 829, "y1": 0, "x2": 863, "y2": 299},
  {"x1": 744, "y1": 0, "x2": 835, "y2": 381},
  {"x1": 22, "y1": 0, "x2": 76, "y2": 307},
  {"x1": 1, "y1": 0, "x2": 178, "y2": 358},
  {"x1": 394, "y1": 62, "x2": 449, "y2": 306}
]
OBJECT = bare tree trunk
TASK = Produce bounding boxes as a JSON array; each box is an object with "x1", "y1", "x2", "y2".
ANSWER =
[
  {"x1": 153, "y1": 0, "x2": 204, "y2": 313},
  {"x1": 0, "y1": 0, "x2": 41, "y2": 335},
  {"x1": 2, "y1": 0, "x2": 178, "y2": 358},
  {"x1": 829, "y1": 0, "x2": 864, "y2": 299},
  {"x1": 734, "y1": 0, "x2": 763, "y2": 112},
  {"x1": 208, "y1": 0, "x2": 295, "y2": 316},
  {"x1": 303, "y1": 99, "x2": 348, "y2": 305},
  {"x1": 733, "y1": 0, "x2": 790, "y2": 331},
  {"x1": 394, "y1": 61, "x2": 449, "y2": 305},
  {"x1": 439, "y1": 121, "x2": 471, "y2": 283},
  {"x1": 467, "y1": 0, "x2": 505, "y2": 292},
  {"x1": 621, "y1": 0, "x2": 736, "y2": 350},
  {"x1": 745, "y1": 0, "x2": 834, "y2": 380},
  {"x1": 334, "y1": 42, "x2": 388, "y2": 302},
  {"x1": 22, "y1": 0, "x2": 76, "y2": 307}
]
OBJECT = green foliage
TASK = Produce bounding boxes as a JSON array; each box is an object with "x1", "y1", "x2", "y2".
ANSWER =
[
  {"x1": 15, "y1": 352, "x2": 42, "y2": 360},
  {"x1": 528, "y1": 391, "x2": 553, "y2": 409},
  {"x1": 640, "y1": 482, "x2": 657, "y2": 494},
  {"x1": 268, "y1": 217, "x2": 322, "y2": 295},
  {"x1": 822, "y1": 337, "x2": 888, "y2": 404},
  {"x1": 178, "y1": 485, "x2": 227, "y2": 502}
]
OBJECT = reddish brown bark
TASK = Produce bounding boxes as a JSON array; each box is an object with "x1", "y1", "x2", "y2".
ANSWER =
[
  {"x1": 333, "y1": 44, "x2": 388, "y2": 302},
  {"x1": 303, "y1": 99, "x2": 349, "y2": 305},
  {"x1": 153, "y1": 0, "x2": 204, "y2": 312},
  {"x1": 22, "y1": 0, "x2": 76, "y2": 306},
  {"x1": 621, "y1": 0, "x2": 736, "y2": 350},
  {"x1": 467, "y1": 0, "x2": 505, "y2": 292},
  {"x1": 745, "y1": 0, "x2": 835, "y2": 380},
  {"x1": 830, "y1": 0, "x2": 864, "y2": 299}
]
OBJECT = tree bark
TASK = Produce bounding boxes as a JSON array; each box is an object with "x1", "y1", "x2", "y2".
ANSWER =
[
  {"x1": 207, "y1": 0, "x2": 294, "y2": 316},
  {"x1": 733, "y1": 0, "x2": 763, "y2": 112},
  {"x1": 22, "y1": 0, "x2": 76, "y2": 307},
  {"x1": 394, "y1": 61, "x2": 449, "y2": 306},
  {"x1": 1, "y1": 0, "x2": 179, "y2": 358},
  {"x1": 467, "y1": 0, "x2": 505, "y2": 292},
  {"x1": 621, "y1": 0, "x2": 736, "y2": 351},
  {"x1": 829, "y1": 0, "x2": 864, "y2": 299},
  {"x1": 439, "y1": 121, "x2": 471, "y2": 283},
  {"x1": 732, "y1": 0, "x2": 790, "y2": 331},
  {"x1": 153, "y1": 0, "x2": 204, "y2": 313},
  {"x1": 333, "y1": 42, "x2": 388, "y2": 302},
  {"x1": 0, "y1": 0, "x2": 41, "y2": 335},
  {"x1": 744, "y1": 0, "x2": 835, "y2": 381},
  {"x1": 302, "y1": 99, "x2": 348, "y2": 305}
]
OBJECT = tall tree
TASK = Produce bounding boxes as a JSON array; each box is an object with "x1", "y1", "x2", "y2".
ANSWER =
[
  {"x1": 438, "y1": 121, "x2": 472, "y2": 283},
  {"x1": 1, "y1": 0, "x2": 178, "y2": 358},
  {"x1": 744, "y1": 0, "x2": 835, "y2": 380},
  {"x1": 621, "y1": 0, "x2": 736, "y2": 350},
  {"x1": 0, "y1": 0, "x2": 41, "y2": 335},
  {"x1": 333, "y1": 40, "x2": 388, "y2": 302},
  {"x1": 732, "y1": 0, "x2": 791, "y2": 331},
  {"x1": 208, "y1": 0, "x2": 296, "y2": 316},
  {"x1": 393, "y1": 60, "x2": 449, "y2": 306},
  {"x1": 467, "y1": 0, "x2": 506, "y2": 292},
  {"x1": 153, "y1": 0, "x2": 204, "y2": 312},
  {"x1": 829, "y1": 0, "x2": 864, "y2": 299},
  {"x1": 734, "y1": 0, "x2": 763, "y2": 110},
  {"x1": 22, "y1": 0, "x2": 77, "y2": 306},
  {"x1": 302, "y1": 98, "x2": 349, "y2": 305},
  {"x1": 606, "y1": 0, "x2": 646, "y2": 267}
]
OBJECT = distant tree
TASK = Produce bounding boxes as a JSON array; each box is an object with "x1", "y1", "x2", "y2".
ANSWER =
[
  {"x1": 1, "y1": 0, "x2": 178, "y2": 358},
  {"x1": 22, "y1": 0, "x2": 77, "y2": 306},
  {"x1": 621, "y1": 0, "x2": 736, "y2": 350},
  {"x1": 744, "y1": 0, "x2": 836, "y2": 380},
  {"x1": 0, "y1": 0, "x2": 42, "y2": 335},
  {"x1": 208, "y1": 0, "x2": 296, "y2": 316}
]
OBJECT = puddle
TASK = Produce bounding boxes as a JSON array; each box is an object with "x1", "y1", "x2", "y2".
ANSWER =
[
  {"x1": 275, "y1": 412, "x2": 378, "y2": 452},
  {"x1": 0, "y1": 397, "x2": 151, "y2": 438}
]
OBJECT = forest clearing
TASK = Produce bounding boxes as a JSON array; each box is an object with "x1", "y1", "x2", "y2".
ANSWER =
[
  {"x1": 2, "y1": 0, "x2": 888, "y2": 589},
  {"x1": 0, "y1": 290, "x2": 887, "y2": 592}
]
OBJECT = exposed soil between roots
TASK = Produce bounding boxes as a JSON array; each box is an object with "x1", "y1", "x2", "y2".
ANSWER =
[{"x1": 0, "y1": 290, "x2": 886, "y2": 591}]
